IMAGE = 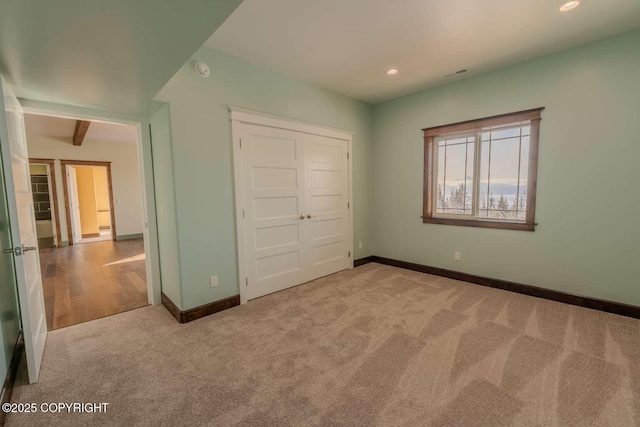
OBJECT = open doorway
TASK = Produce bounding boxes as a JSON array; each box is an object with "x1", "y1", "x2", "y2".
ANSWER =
[
  {"x1": 28, "y1": 159, "x2": 62, "y2": 248},
  {"x1": 23, "y1": 113, "x2": 150, "y2": 330},
  {"x1": 63, "y1": 162, "x2": 115, "y2": 244}
]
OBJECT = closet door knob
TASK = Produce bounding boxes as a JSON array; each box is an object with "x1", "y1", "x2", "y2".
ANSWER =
[
  {"x1": 299, "y1": 215, "x2": 305, "y2": 220},
  {"x1": 306, "y1": 214, "x2": 312, "y2": 219}
]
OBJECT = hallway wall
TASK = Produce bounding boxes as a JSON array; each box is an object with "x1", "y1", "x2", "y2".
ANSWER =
[{"x1": 26, "y1": 136, "x2": 144, "y2": 243}]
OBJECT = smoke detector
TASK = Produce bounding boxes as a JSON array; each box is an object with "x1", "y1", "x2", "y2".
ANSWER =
[{"x1": 194, "y1": 61, "x2": 210, "y2": 78}]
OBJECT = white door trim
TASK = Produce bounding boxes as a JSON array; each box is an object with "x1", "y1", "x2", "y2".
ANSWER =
[
  {"x1": 230, "y1": 108, "x2": 354, "y2": 304},
  {"x1": 230, "y1": 107, "x2": 354, "y2": 141},
  {"x1": 20, "y1": 104, "x2": 161, "y2": 305},
  {"x1": 43, "y1": 163, "x2": 58, "y2": 245}
]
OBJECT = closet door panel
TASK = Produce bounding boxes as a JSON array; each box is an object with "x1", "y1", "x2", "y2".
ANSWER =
[
  {"x1": 241, "y1": 124, "x2": 308, "y2": 300},
  {"x1": 305, "y1": 134, "x2": 350, "y2": 281}
]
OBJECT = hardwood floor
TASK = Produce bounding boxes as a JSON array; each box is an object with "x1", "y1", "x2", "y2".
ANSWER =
[{"x1": 39, "y1": 239, "x2": 149, "y2": 330}]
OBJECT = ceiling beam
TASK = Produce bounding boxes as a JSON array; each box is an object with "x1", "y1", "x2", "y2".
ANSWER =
[{"x1": 72, "y1": 120, "x2": 91, "y2": 146}]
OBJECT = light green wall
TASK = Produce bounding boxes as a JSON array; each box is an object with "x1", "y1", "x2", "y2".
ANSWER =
[
  {"x1": 0, "y1": 141, "x2": 21, "y2": 385},
  {"x1": 372, "y1": 29, "x2": 640, "y2": 306},
  {"x1": 155, "y1": 47, "x2": 375, "y2": 310},
  {"x1": 150, "y1": 104, "x2": 182, "y2": 307}
]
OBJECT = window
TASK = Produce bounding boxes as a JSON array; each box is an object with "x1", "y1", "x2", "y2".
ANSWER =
[{"x1": 422, "y1": 108, "x2": 544, "y2": 231}]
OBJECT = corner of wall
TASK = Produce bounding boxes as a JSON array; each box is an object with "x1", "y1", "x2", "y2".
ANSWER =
[{"x1": 149, "y1": 102, "x2": 184, "y2": 309}]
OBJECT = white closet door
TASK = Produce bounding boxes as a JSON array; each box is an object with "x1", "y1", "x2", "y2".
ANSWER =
[
  {"x1": 241, "y1": 124, "x2": 309, "y2": 300},
  {"x1": 305, "y1": 134, "x2": 350, "y2": 280}
]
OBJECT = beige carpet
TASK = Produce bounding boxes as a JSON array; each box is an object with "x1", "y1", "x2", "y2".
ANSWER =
[{"x1": 7, "y1": 263, "x2": 640, "y2": 426}]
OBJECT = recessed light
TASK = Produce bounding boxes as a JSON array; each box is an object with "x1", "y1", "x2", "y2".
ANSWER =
[
  {"x1": 387, "y1": 69, "x2": 399, "y2": 75},
  {"x1": 559, "y1": 0, "x2": 580, "y2": 12}
]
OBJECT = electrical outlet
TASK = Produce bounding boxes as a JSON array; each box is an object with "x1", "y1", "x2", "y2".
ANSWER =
[
  {"x1": 454, "y1": 251, "x2": 461, "y2": 261},
  {"x1": 358, "y1": 241, "x2": 363, "y2": 249},
  {"x1": 210, "y1": 276, "x2": 218, "y2": 287}
]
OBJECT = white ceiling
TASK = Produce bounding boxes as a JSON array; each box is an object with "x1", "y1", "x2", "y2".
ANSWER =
[
  {"x1": 207, "y1": 0, "x2": 640, "y2": 104},
  {"x1": 25, "y1": 114, "x2": 138, "y2": 144}
]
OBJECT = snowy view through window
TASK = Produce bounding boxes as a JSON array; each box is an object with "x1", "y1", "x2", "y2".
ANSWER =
[{"x1": 435, "y1": 123, "x2": 529, "y2": 221}]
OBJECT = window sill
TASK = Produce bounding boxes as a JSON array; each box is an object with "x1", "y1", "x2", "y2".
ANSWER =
[{"x1": 421, "y1": 216, "x2": 535, "y2": 231}]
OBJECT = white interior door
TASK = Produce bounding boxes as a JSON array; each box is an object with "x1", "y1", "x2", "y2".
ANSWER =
[
  {"x1": 241, "y1": 124, "x2": 309, "y2": 300},
  {"x1": 67, "y1": 166, "x2": 82, "y2": 244},
  {"x1": 238, "y1": 119, "x2": 351, "y2": 301},
  {"x1": 0, "y1": 76, "x2": 47, "y2": 383},
  {"x1": 305, "y1": 134, "x2": 350, "y2": 280}
]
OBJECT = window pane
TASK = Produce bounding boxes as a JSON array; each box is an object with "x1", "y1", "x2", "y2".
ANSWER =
[
  {"x1": 438, "y1": 136, "x2": 468, "y2": 147},
  {"x1": 478, "y1": 129, "x2": 524, "y2": 220},
  {"x1": 479, "y1": 136, "x2": 490, "y2": 216},
  {"x1": 444, "y1": 144, "x2": 467, "y2": 213},
  {"x1": 465, "y1": 143, "x2": 475, "y2": 212},
  {"x1": 491, "y1": 127, "x2": 521, "y2": 140},
  {"x1": 435, "y1": 136, "x2": 475, "y2": 216},
  {"x1": 436, "y1": 145, "x2": 446, "y2": 213}
]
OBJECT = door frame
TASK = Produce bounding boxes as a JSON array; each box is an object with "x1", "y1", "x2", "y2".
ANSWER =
[
  {"x1": 66, "y1": 166, "x2": 83, "y2": 244},
  {"x1": 20, "y1": 101, "x2": 161, "y2": 305},
  {"x1": 60, "y1": 160, "x2": 117, "y2": 244},
  {"x1": 230, "y1": 107, "x2": 354, "y2": 305},
  {"x1": 28, "y1": 158, "x2": 62, "y2": 247}
]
